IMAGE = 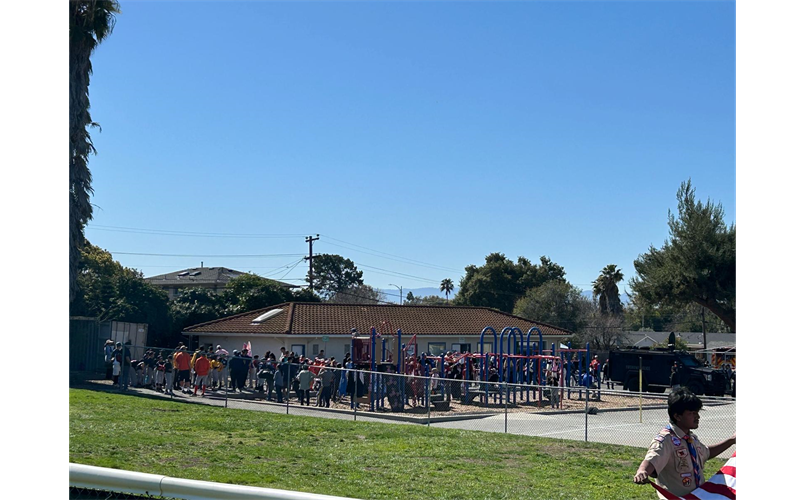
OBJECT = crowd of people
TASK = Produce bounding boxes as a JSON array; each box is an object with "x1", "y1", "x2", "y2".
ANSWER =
[
  {"x1": 104, "y1": 341, "x2": 376, "y2": 407},
  {"x1": 103, "y1": 341, "x2": 625, "y2": 409}
]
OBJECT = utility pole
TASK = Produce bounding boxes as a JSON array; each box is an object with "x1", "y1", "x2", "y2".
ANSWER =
[
  {"x1": 701, "y1": 306, "x2": 708, "y2": 351},
  {"x1": 304, "y1": 235, "x2": 319, "y2": 290}
]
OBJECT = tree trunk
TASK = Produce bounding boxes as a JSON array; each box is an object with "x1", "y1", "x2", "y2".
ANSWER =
[{"x1": 692, "y1": 297, "x2": 735, "y2": 333}]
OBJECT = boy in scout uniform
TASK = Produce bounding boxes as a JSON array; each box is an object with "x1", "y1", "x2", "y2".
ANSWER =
[{"x1": 633, "y1": 388, "x2": 735, "y2": 498}]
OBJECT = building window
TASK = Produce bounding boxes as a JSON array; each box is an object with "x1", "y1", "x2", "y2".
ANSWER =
[
  {"x1": 477, "y1": 342, "x2": 493, "y2": 354},
  {"x1": 451, "y1": 343, "x2": 471, "y2": 353},
  {"x1": 428, "y1": 342, "x2": 446, "y2": 356}
]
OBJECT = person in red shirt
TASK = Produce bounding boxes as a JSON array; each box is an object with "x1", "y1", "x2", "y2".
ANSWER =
[
  {"x1": 590, "y1": 355, "x2": 600, "y2": 374},
  {"x1": 193, "y1": 352, "x2": 212, "y2": 396},
  {"x1": 174, "y1": 347, "x2": 192, "y2": 394}
]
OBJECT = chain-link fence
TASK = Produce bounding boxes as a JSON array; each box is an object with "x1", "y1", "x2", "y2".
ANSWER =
[
  {"x1": 92, "y1": 344, "x2": 735, "y2": 453},
  {"x1": 70, "y1": 486, "x2": 178, "y2": 499}
]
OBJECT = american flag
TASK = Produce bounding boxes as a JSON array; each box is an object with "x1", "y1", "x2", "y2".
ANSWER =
[{"x1": 651, "y1": 452, "x2": 736, "y2": 500}]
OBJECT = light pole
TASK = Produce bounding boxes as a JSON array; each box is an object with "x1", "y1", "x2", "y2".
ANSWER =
[{"x1": 389, "y1": 284, "x2": 403, "y2": 305}]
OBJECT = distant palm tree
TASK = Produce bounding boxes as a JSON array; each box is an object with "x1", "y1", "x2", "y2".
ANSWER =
[
  {"x1": 440, "y1": 278, "x2": 454, "y2": 303},
  {"x1": 70, "y1": 1, "x2": 120, "y2": 303},
  {"x1": 592, "y1": 265, "x2": 624, "y2": 315}
]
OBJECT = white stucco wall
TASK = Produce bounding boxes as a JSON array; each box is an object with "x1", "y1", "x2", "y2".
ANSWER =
[{"x1": 188, "y1": 333, "x2": 566, "y2": 363}]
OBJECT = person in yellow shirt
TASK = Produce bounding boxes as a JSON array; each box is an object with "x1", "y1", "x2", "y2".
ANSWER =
[
  {"x1": 210, "y1": 356, "x2": 221, "y2": 389},
  {"x1": 190, "y1": 349, "x2": 201, "y2": 388}
]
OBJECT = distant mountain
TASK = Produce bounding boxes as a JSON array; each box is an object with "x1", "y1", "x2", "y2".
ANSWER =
[
  {"x1": 379, "y1": 287, "x2": 630, "y2": 306},
  {"x1": 581, "y1": 290, "x2": 631, "y2": 305}
]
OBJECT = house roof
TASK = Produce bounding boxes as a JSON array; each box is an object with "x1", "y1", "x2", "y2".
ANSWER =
[
  {"x1": 620, "y1": 331, "x2": 736, "y2": 350},
  {"x1": 144, "y1": 267, "x2": 297, "y2": 289},
  {"x1": 183, "y1": 302, "x2": 573, "y2": 337}
]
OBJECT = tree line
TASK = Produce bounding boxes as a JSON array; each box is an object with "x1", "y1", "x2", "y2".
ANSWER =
[{"x1": 70, "y1": 179, "x2": 734, "y2": 350}]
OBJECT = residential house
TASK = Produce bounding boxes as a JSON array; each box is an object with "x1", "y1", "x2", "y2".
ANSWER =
[{"x1": 145, "y1": 266, "x2": 298, "y2": 300}]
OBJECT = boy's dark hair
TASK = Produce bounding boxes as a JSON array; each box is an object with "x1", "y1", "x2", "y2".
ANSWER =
[{"x1": 668, "y1": 388, "x2": 703, "y2": 424}]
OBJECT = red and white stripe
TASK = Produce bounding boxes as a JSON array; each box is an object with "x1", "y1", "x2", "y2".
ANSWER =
[{"x1": 651, "y1": 453, "x2": 736, "y2": 500}]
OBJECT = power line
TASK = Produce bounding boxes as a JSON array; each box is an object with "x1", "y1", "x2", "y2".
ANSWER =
[
  {"x1": 319, "y1": 237, "x2": 463, "y2": 274},
  {"x1": 353, "y1": 262, "x2": 443, "y2": 284},
  {"x1": 87, "y1": 224, "x2": 307, "y2": 239},
  {"x1": 88, "y1": 224, "x2": 462, "y2": 277},
  {"x1": 109, "y1": 251, "x2": 306, "y2": 258},
  {"x1": 278, "y1": 258, "x2": 305, "y2": 281},
  {"x1": 259, "y1": 258, "x2": 306, "y2": 278}
]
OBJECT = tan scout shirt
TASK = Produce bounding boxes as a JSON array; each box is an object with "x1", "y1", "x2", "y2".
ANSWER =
[{"x1": 643, "y1": 423, "x2": 710, "y2": 498}]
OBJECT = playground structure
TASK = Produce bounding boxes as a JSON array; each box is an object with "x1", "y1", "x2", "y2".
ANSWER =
[{"x1": 345, "y1": 325, "x2": 599, "y2": 413}]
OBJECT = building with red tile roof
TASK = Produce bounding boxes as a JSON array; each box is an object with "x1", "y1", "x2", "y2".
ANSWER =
[{"x1": 183, "y1": 302, "x2": 572, "y2": 360}]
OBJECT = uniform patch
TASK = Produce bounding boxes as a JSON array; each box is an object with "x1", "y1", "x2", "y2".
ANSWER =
[
  {"x1": 676, "y1": 449, "x2": 688, "y2": 458},
  {"x1": 671, "y1": 437, "x2": 681, "y2": 446},
  {"x1": 678, "y1": 459, "x2": 689, "y2": 469},
  {"x1": 682, "y1": 477, "x2": 691, "y2": 487},
  {"x1": 654, "y1": 435, "x2": 665, "y2": 442}
]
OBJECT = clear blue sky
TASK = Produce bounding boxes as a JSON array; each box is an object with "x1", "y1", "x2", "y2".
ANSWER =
[{"x1": 84, "y1": 0, "x2": 736, "y2": 299}]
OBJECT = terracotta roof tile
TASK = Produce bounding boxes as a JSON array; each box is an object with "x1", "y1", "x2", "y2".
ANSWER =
[{"x1": 184, "y1": 302, "x2": 572, "y2": 337}]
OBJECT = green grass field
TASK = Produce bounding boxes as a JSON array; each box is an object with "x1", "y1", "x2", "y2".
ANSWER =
[{"x1": 69, "y1": 388, "x2": 724, "y2": 500}]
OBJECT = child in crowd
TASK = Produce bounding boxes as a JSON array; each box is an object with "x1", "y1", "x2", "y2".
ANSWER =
[
  {"x1": 163, "y1": 354, "x2": 175, "y2": 396},
  {"x1": 112, "y1": 356, "x2": 121, "y2": 384},
  {"x1": 155, "y1": 355, "x2": 166, "y2": 392},
  {"x1": 209, "y1": 356, "x2": 221, "y2": 390}
]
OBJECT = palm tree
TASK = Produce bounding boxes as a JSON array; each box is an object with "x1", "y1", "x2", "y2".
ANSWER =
[
  {"x1": 440, "y1": 278, "x2": 454, "y2": 304},
  {"x1": 592, "y1": 265, "x2": 624, "y2": 315},
  {"x1": 70, "y1": 1, "x2": 120, "y2": 303}
]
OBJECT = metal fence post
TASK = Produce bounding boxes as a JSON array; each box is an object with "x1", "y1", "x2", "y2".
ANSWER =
[
  {"x1": 639, "y1": 356, "x2": 643, "y2": 423},
  {"x1": 585, "y1": 386, "x2": 589, "y2": 442},
  {"x1": 504, "y1": 381, "x2": 509, "y2": 434},
  {"x1": 286, "y1": 363, "x2": 291, "y2": 415},
  {"x1": 353, "y1": 368, "x2": 358, "y2": 421},
  {"x1": 224, "y1": 363, "x2": 229, "y2": 409},
  {"x1": 427, "y1": 374, "x2": 431, "y2": 428}
]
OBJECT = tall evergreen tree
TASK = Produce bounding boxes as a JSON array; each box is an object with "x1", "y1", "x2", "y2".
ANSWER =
[
  {"x1": 630, "y1": 180, "x2": 736, "y2": 331},
  {"x1": 308, "y1": 254, "x2": 364, "y2": 299}
]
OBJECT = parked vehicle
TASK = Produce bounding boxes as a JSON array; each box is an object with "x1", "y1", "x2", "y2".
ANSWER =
[{"x1": 609, "y1": 348, "x2": 728, "y2": 396}]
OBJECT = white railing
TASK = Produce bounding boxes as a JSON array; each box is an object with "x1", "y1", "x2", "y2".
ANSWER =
[{"x1": 69, "y1": 463, "x2": 360, "y2": 500}]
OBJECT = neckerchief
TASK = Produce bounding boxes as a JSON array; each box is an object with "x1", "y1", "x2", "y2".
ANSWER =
[
  {"x1": 666, "y1": 424, "x2": 702, "y2": 487},
  {"x1": 682, "y1": 434, "x2": 702, "y2": 487}
]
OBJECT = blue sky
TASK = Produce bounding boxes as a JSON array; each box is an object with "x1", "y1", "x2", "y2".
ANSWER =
[{"x1": 84, "y1": 0, "x2": 736, "y2": 299}]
